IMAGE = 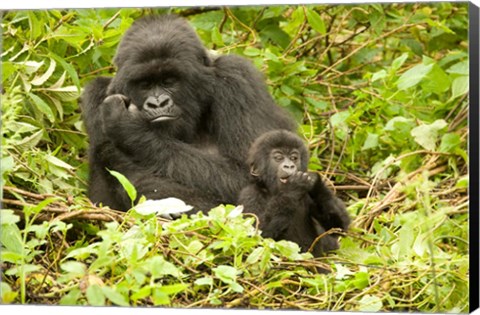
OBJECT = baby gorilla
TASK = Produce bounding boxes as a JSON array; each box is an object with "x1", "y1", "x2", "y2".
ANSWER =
[{"x1": 238, "y1": 130, "x2": 350, "y2": 257}]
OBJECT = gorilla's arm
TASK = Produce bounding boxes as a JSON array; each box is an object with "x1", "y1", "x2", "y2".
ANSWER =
[
  {"x1": 210, "y1": 55, "x2": 297, "y2": 161},
  {"x1": 239, "y1": 184, "x2": 309, "y2": 240},
  {"x1": 307, "y1": 173, "x2": 351, "y2": 231}
]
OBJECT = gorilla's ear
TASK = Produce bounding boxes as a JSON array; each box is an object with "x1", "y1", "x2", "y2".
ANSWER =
[{"x1": 250, "y1": 165, "x2": 260, "y2": 177}]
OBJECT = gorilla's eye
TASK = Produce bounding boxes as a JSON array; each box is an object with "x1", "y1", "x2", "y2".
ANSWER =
[
  {"x1": 136, "y1": 80, "x2": 152, "y2": 90},
  {"x1": 273, "y1": 153, "x2": 284, "y2": 162},
  {"x1": 290, "y1": 154, "x2": 299, "y2": 162},
  {"x1": 161, "y1": 77, "x2": 177, "y2": 87}
]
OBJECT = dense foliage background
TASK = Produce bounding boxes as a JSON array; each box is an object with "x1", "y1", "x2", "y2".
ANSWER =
[{"x1": 1, "y1": 4, "x2": 470, "y2": 312}]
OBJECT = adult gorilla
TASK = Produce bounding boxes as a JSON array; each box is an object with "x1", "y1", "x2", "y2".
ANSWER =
[{"x1": 80, "y1": 15, "x2": 296, "y2": 211}]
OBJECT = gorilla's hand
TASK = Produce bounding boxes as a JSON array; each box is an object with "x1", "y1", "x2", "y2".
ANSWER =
[
  {"x1": 281, "y1": 171, "x2": 316, "y2": 194},
  {"x1": 100, "y1": 94, "x2": 140, "y2": 134}
]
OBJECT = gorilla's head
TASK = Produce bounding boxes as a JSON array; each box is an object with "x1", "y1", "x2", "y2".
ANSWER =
[
  {"x1": 107, "y1": 15, "x2": 214, "y2": 138},
  {"x1": 248, "y1": 130, "x2": 309, "y2": 189}
]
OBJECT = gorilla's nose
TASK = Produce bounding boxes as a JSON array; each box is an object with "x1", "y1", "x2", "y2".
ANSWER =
[{"x1": 145, "y1": 95, "x2": 173, "y2": 109}]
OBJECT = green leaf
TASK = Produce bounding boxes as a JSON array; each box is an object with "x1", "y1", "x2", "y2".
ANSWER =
[
  {"x1": 352, "y1": 272, "x2": 370, "y2": 289},
  {"x1": 421, "y1": 64, "x2": 451, "y2": 94},
  {"x1": 31, "y1": 59, "x2": 56, "y2": 86},
  {"x1": 60, "y1": 261, "x2": 86, "y2": 277},
  {"x1": 451, "y1": 76, "x2": 468, "y2": 99},
  {"x1": 361, "y1": 133, "x2": 379, "y2": 151},
  {"x1": 46, "y1": 155, "x2": 74, "y2": 170},
  {"x1": 455, "y1": 175, "x2": 468, "y2": 188},
  {"x1": 102, "y1": 286, "x2": 130, "y2": 307},
  {"x1": 391, "y1": 53, "x2": 409, "y2": 71},
  {"x1": 244, "y1": 47, "x2": 261, "y2": 56},
  {"x1": 194, "y1": 277, "x2": 213, "y2": 287},
  {"x1": 358, "y1": 295, "x2": 383, "y2": 312},
  {"x1": 439, "y1": 133, "x2": 461, "y2": 153},
  {"x1": 410, "y1": 119, "x2": 448, "y2": 151},
  {"x1": 246, "y1": 247, "x2": 264, "y2": 264},
  {"x1": 371, "y1": 70, "x2": 387, "y2": 82},
  {"x1": 447, "y1": 60, "x2": 469, "y2": 75},
  {"x1": 59, "y1": 288, "x2": 81, "y2": 305},
  {"x1": 108, "y1": 169, "x2": 137, "y2": 203},
  {"x1": 213, "y1": 265, "x2": 238, "y2": 284},
  {"x1": 86, "y1": 285, "x2": 105, "y2": 306},
  {"x1": 147, "y1": 256, "x2": 183, "y2": 279},
  {"x1": 1, "y1": 282, "x2": 18, "y2": 304},
  {"x1": 0, "y1": 210, "x2": 20, "y2": 225},
  {"x1": 396, "y1": 63, "x2": 434, "y2": 90},
  {"x1": 306, "y1": 8, "x2": 326, "y2": 34},
  {"x1": 28, "y1": 93, "x2": 55, "y2": 122},
  {"x1": 0, "y1": 223, "x2": 23, "y2": 254}
]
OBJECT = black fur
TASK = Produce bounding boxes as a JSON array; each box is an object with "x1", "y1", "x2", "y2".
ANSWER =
[
  {"x1": 238, "y1": 130, "x2": 350, "y2": 257},
  {"x1": 80, "y1": 15, "x2": 296, "y2": 211}
]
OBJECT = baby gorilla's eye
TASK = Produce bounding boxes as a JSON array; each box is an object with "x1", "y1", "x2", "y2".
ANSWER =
[
  {"x1": 290, "y1": 154, "x2": 299, "y2": 162},
  {"x1": 273, "y1": 154, "x2": 284, "y2": 162}
]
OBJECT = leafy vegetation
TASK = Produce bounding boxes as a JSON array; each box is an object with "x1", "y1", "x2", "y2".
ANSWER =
[{"x1": 1, "y1": 4, "x2": 469, "y2": 312}]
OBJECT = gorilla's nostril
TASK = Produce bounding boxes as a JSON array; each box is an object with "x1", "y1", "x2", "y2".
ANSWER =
[{"x1": 159, "y1": 98, "x2": 171, "y2": 108}]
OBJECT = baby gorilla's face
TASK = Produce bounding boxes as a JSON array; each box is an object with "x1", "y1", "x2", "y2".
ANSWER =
[{"x1": 269, "y1": 148, "x2": 301, "y2": 184}]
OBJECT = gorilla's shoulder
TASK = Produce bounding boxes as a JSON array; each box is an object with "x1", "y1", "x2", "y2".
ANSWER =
[{"x1": 213, "y1": 54, "x2": 263, "y2": 79}]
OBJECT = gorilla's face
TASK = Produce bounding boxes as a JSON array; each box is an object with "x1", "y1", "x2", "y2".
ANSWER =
[
  {"x1": 105, "y1": 15, "x2": 215, "y2": 139},
  {"x1": 124, "y1": 62, "x2": 184, "y2": 124},
  {"x1": 270, "y1": 148, "x2": 302, "y2": 184},
  {"x1": 248, "y1": 130, "x2": 309, "y2": 190}
]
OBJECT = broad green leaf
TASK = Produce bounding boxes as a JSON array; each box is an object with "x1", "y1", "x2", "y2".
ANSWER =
[
  {"x1": 410, "y1": 119, "x2": 448, "y2": 151},
  {"x1": 447, "y1": 60, "x2": 469, "y2": 75},
  {"x1": 246, "y1": 247, "x2": 264, "y2": 264},
  {"x1": 306, "y1": 97, "x2": 328, "y2": 110},
  {"x1": 439, "y1": 133, "x2": 461, "y2": 153},
  {"x1": 194, "y1": 277, "x2": 213, "y2": 286},
  {"x1": 422, "y1": 64, "x2": 451, "y2": 94},
  {"x1": 157, "y1": 283, "x2": 189, "y2": 295},
  {"x1": 0, "y1": 221, "x2": 23, "y2": 254},
  {"x1": 211, "y1": 26, "x2": 224, "y2": 46},
  {"x1": 330, "y1": 111, "x2": 350, "y2": 127},
  {"x1": 451, "y1": 76, "x2": 468, "y2": 99},
  {"x1": 396, "y1": 63, "x2": 433, "y2": 90},
  {"x1": 391, "y1": 53, "x2": 409, "y2": 71},
  {"x1": 244, "y1": 47, "x2": 261, "y2": 56},
  {"x1": 102, "y1": 286, "x2": 130, "y2": 307},
  {"x1": 306, "y1": 8, "x2": 326, "y2": 34},
  {"x1": 358, "y1": 295, "x2": 383, "y2": 312},
  {"x1": 86, "y1": 285, "x2": 105, "y2": 306},
  {"x1": 352, "y1": 272, "x2": 370, "y2": 289},
  {"x1": 361, "y1": 133, "x2": 379, "y2": 151},
  {"x1": 0, "y1": 209, "x2": 20, "y2": 225},
  {"x1": 371, "y1": 70, "x2": 387, "y2": 82},
  {"x1": 108, "y1": 169, "x2": 137, "y2": 203},
  {"x1": 213, "y1": 265, "x2": 238, "y2": 284},
  {"x1": 456, "y1": 175, "x2": 468, "y2": 188},
  {"x1": 148, "y1": 256, "x2": 183, "y2": 279},
  {"x1": 29, "y1": 93, "x2": 55, "y2": 122},
  {"x1": 60, "y1": 261, "x2": 86, "y2": 276},
  {"x1": 59, "y1": 288, "x2": 81, "y2": 305}
]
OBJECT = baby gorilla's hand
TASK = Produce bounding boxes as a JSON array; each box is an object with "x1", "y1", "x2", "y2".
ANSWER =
[{"x1": 281, "y1": 171, "x2": 316, "y2": 194}]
